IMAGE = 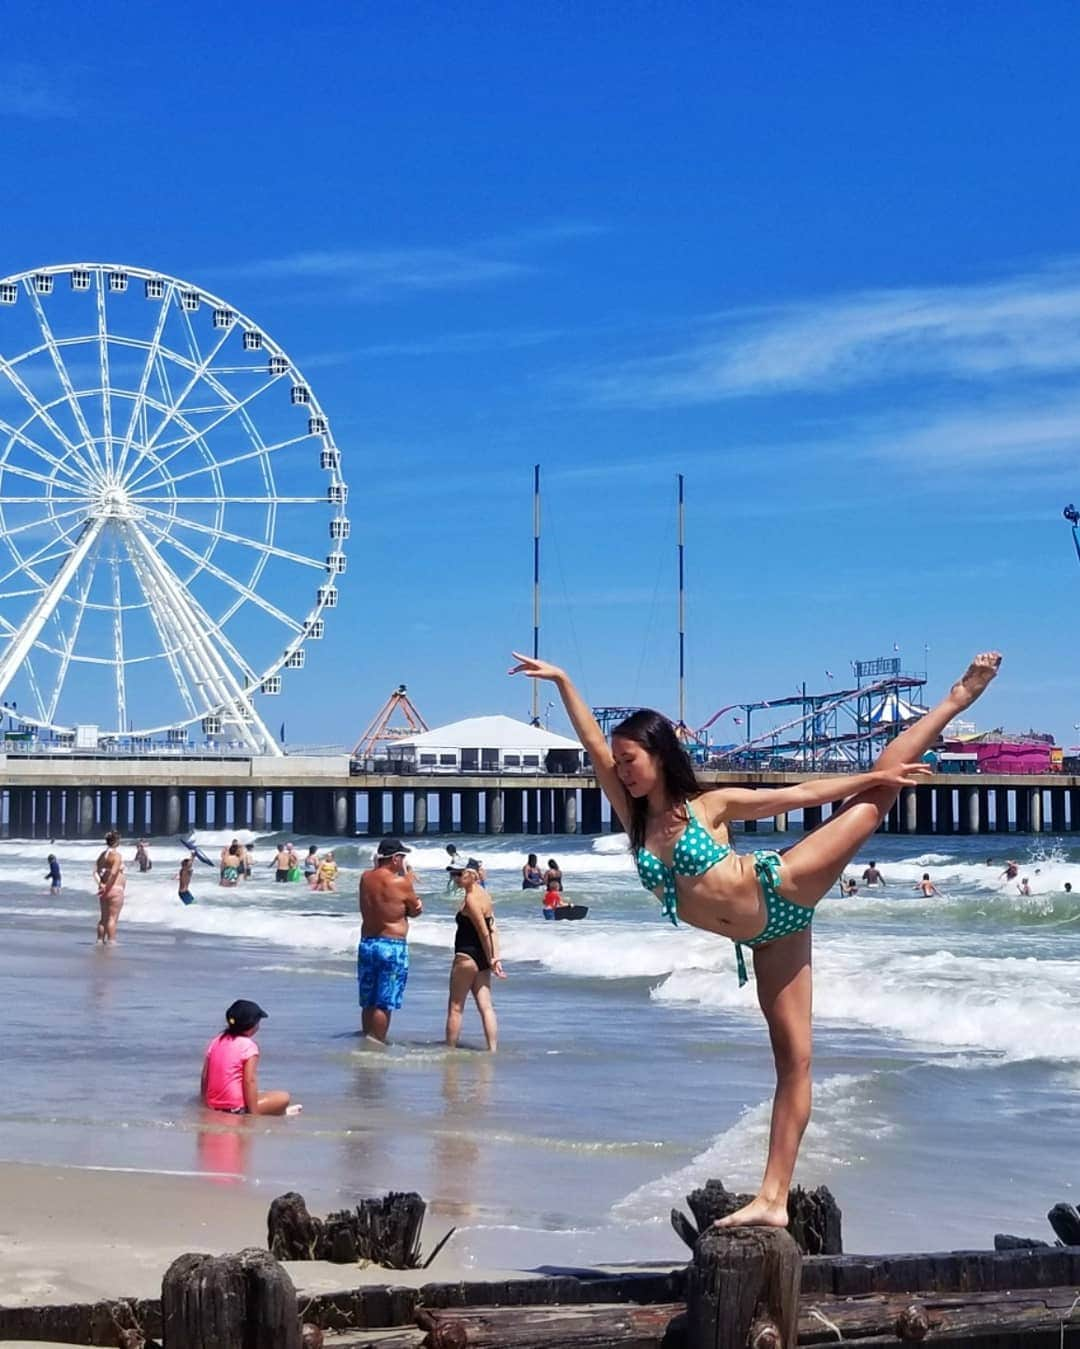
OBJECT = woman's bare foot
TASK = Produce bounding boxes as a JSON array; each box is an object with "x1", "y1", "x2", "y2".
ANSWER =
[
  {"x1": 714, "y1": 1196, "x2": 789, "y2": 1229},
  {"x1": 950, "y1": 651, "x2": 1001, "y2": 709}
]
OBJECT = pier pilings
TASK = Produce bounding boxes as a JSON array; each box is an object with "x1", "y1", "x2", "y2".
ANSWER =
[{"x1": 4, "y1": 765, "x2": 1080, "y2": 839}]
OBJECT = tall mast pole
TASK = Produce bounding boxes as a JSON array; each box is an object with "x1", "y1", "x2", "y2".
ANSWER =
[
  {"x1": 677, "y1": 472, "x2": 686, "y2": 729},
  {"x1": 532, "y1": 463, "x2": 541, "y2": 726}
]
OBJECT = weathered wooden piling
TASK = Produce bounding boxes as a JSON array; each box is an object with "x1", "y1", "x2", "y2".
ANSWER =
[
  {"x1": 686, "y1": 1227, "x2": 802, "y2": 1349},
  {"x1": 161, "y1": 1247, "x2": 300, "y2": 1349}
]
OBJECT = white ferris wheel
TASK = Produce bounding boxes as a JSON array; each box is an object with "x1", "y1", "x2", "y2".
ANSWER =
[{"x1": 0, "y1": 262, "x2": 348, "y2": 756}]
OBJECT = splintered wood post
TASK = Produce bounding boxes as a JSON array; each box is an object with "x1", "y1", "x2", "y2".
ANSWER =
[
  {"x1": 355, "y1": 1190, "x2": 426, "y2": 1268},
  {"x1": 685, "y1": 1227, "x2": 801, "y2": 1349},
  {"x1": 161, "y1": 1247, "x2": 301, "y2": 1349},
  {"x1": 786, "y1": 1185, "x2": 842, "y2": 1256},
  {"x1": 268, "y1": 1191, "x2": 323, "y2": 1261}
]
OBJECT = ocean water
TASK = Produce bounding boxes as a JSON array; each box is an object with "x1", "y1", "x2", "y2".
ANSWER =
[{"x1": 0, "y1": 827, "x2": 1078, "y2": 1267}]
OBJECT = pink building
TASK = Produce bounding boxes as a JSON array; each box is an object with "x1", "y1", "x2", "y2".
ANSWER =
[{"x1": 942, "y1": 733, "x2": 1056, "y2": 775}]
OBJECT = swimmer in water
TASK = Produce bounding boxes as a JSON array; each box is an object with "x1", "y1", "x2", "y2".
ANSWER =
[{"x1": 916, "y1": 873, "x2": 940, "y2": 897}]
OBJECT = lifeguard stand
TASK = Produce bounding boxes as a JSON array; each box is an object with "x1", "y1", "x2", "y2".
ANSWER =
[{"x1": 352, "y1": 685, "x2": 429, "y2": 759}]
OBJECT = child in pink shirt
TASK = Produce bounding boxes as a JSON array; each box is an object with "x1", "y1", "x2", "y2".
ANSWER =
[{"x1": 200, "y1": 999, "x2": 299, "y2": 1116}]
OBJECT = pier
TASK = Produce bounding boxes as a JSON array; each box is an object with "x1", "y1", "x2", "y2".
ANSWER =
[{"x1": 1, "y1": 756, "x2": 1080, "y2": 837}]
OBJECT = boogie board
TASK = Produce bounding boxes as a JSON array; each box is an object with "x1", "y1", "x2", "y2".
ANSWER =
[
  {"x1": 180, "y1": 835, "x2": 216, "y2": 867},
  {"x1": 553, "y1": 904, "x2": 589, "y2": 921}
]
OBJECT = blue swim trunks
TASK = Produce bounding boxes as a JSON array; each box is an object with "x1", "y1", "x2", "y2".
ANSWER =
[{"x1": 358, "y1": 936, "x2": 409, "y2": 1010}]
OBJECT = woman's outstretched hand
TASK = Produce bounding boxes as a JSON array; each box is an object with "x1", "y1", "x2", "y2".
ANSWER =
[
  {"x1": 874, "y1": 762, "x2": 933, "y2": 788},
  {"x1": 508, "y1": 651, "x2": 565, "y2": 681}
]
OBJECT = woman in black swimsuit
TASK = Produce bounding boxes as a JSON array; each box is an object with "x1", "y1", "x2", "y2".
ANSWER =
[
  {"x1": 521, "y1": 853, "x2": 544, "y2": 889},
  {"x1": 446, "y1": 857, "x2": 506, "y2": 1052}
]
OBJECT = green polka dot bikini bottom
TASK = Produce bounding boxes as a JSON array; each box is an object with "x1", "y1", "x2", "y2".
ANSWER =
[{"x1": 734, "y1": 849, "x2": 814, "y2": 987}]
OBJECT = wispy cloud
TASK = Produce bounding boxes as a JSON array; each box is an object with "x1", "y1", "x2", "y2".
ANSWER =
[
  {"x1": 298, "y1": 326, "x2": 568, "y2": 367},
  {"x1": 231, "y1": 247, "x2": 529, "y2": 295},
  {"x1": 585, "y1": 260, "x2": 1080, "y2": 406},
  {"x1": 224, "y1": 221, "x2": 606, "y2": 301},
  {"x1": 867, "y1": 393, "x2": 1080, "y2": 467},
  {"x1": 0, "y1": 65, "x2": 77, "y2": 119}
]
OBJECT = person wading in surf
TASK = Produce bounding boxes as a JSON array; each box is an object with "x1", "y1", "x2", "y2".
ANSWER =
[{"x1": 510, "y1": 649, "x2": 1001, "y2": 1229}]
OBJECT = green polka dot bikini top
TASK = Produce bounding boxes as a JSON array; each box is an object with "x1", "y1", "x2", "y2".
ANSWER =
[{"x1": 634, "y1": 800, "x2": 731, "y2": 925}]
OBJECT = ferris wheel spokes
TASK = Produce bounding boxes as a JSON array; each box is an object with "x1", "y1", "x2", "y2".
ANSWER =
[
  {"x1": 135, "y1": 504, "x2": 327, "y2": 570},
  {"x1": 123, "y1": 535, "x2": 201, "y2": 727},
  {"x1": 95, "y1": 271, "x2": 114, "y2": 477},
  {"x1": 23, "y1": 284, "x2": 109, "y2": 481},
  {"x1": 122, "y1": 521, "x2": 279, "y2": 753},
  {"x1": 128, "y1": 315, "x2": 239, "y2": 479},
  {"x1": 109, "y1": 549, "x2": 126, "y2": 732},
  {"x1": 113, "y1": 283, "x2": 174, "y2": 482},
  {"x1": 0, "y1": 517, "x2": 106, "y2": 710},
  {"x1": 0, "y1": 400, "x2": 98, "y2": 489},
  {"x1": 137, "y1": 515, "x2": 304, "y2": 633},
  {"x1": 122, "y1": 371, "x2": 289, "y2": 494},
  {"x1": 45, "y1": 538, "x2": 102, "y2": 725}
]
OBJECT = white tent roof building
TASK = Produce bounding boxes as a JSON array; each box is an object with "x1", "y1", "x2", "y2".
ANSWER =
[
  {"x1": 391, "y1": 714, "x2": 583, "y2": 773},
  {"x1": 867, "y1": 692, "x2": 926, "y2": 727}
]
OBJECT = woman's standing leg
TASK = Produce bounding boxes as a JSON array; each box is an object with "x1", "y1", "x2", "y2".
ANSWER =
[
  {"x1": 446, "y1": 956, "x2": 476, "y2": 1047},
  {"x1": 97, "y1": 894, "x2": 108, "y2": 944},
  {"x1": 472, "y1": 972, "x2": 498, "y2": 1053},
  {"x1": 780, "y1": 653, "x2": 1000, "y2": 906},
  {"x1": 717, "y1": 929, "x2": 813, "y2": 1228},
  {"x1": 105, "y1": 890, "x2": 124, "y2": 942}
]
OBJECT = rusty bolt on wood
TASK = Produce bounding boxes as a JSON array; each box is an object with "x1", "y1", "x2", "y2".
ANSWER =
[
  {"x1": 896, "y1": 1302, "x2": 930, "y2": 1341},
  {"x1": 750, "y1": 1316, "x2": 782, "y2": 1349},
  {"x1": 416, "y1": 1308, "x2": 469, "y2": 1349}
]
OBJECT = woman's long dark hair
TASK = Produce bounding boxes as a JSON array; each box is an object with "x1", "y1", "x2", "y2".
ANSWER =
[{"x1": 611, "y1": 709, "x2": 706, "y2": 849}]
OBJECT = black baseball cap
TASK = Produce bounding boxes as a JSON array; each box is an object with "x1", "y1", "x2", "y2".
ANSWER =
[
  {"x1": 226, "y1": 999, "x2": 267, "y2": 1030},
  {"x1": 447, "y1": 856, "x2": 482, "y2": 873},
  {"x1": 376, "y1": 838, "x2": 411, "y2": 858}
]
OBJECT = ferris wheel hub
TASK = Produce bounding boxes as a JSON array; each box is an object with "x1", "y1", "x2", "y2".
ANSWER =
[{"x1": 93, "y1": 483, "x2": 136, "y2": 518}]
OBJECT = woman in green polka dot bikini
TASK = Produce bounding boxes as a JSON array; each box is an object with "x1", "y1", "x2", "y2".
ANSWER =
[{"x1": 510, "y1": 650, "x2": 1001, "y2": 1230}]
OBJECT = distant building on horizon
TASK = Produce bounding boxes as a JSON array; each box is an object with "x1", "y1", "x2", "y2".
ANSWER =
[{"x1": 385, "y1": 714, "x2": 583, "y2": 775}]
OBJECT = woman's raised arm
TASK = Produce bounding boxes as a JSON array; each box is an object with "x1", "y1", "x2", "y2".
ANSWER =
[{"x1": 509, "y1": 653, "x2": 630, "y2": 829}]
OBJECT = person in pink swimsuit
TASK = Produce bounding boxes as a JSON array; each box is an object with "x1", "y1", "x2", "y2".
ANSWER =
[
  {"x1": 94, "y1": 830, "x2": 126, "y2": 944},
  {"x1": 200, "y1": 999, "x2": 299, "y2": 1116}
]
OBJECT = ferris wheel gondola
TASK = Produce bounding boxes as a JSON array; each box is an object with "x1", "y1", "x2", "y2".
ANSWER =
[{"x1": 0, "y1": 263, "x2": 347, "y2": 753}]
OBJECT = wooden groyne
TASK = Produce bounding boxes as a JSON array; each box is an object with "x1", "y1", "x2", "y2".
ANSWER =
[
  {"x1": 8, "y1": 1187, "x2": 1080, "y2": 1347},
  {"x1": 7, "y1": 1245, "x2": 1080, "y2": 1347}
]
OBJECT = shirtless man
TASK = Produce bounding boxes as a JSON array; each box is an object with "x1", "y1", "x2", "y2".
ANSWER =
[
  {"x1": 358, "y1": 839, "x2": 423, "y2": 1042},
  {"x1": 861, "y1": 860, "x2": 887, "y2": 887},
  {"x1": 272, "y1": 843, "x2": 291, "y2": 882},
  {"x1": 916, "y1": 873, "x2": 940, "y2": 897}
]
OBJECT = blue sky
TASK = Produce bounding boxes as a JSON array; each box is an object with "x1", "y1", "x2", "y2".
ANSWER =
[{"x1": 2, "y1": 2, "x2": 1079, "y2": 748}]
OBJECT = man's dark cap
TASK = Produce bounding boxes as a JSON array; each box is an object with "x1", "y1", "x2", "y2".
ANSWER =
[
  {"x1": 225, "y1": 999, "x2": 267, "y2": 1030},
  {"x1": 376, "y1": 838, "x2": 411, "y2": 858}
]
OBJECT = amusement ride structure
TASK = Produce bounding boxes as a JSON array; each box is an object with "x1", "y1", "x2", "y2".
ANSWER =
[
  {"x1": 590, "y1": 475, "x2": 929, "y2": 769},
  {"x1": 0, "y1": 263, "x2": 347, "y2": 755}
]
